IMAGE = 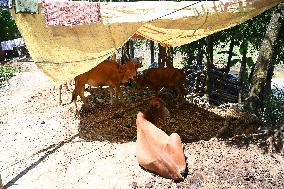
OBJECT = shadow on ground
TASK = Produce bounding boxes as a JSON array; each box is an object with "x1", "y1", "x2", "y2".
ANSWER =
[{"x1": 77, "y1": 88, "x2": 260, "y2": 144}]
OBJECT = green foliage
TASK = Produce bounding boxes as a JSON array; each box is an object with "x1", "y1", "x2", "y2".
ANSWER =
[
  {"x1": 0, "y1": 9, "x2": 21, "y2": 42},
  {"x1": 239, "y1": 43, "x2": 247, "y2": 55},
  {"x1": 176, "y1": 38, "x2": 207, "y2": 65},
  {"x1": 0, "y1": 65, "x2": 17, "y2": 86},
  {"x1": 247, "y1": 57, "x2": 254, "y2": 68},
  {"x1": 177, "y1": 7, "x2": 274, "y2": 71},
  {"x1": 227, "y1": 56, "x2": 254, "y2": 85},
  {"x1": 273, "y1": 23, "x2": 284, "y2": 65},
  {"x1": 242, "y1": 66, "x2": 249, "y2": 85},
  {"x1": 260, "y1": 86, "x2": 284, "y2": 129},
  {"x1": 230, "y1": 59, "x2": 239, "y2": 67},
  {"x1": 134, "y1": 39, "x2": 147, "y2": 49}
]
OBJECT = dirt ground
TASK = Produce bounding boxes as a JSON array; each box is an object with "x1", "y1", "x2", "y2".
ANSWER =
[{"x1": 0, "y1": 61, "x2": 283, "y2": 189}]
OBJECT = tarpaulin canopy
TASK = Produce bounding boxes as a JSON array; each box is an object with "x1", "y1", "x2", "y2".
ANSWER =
[{"x1": 10, "y1": 0, "x2": 283, "y2": 85}]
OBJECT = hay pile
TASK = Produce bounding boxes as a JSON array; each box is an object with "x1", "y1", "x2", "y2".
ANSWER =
[{"x1": 78, "y1": 88, "x2": 260, "y2": 143}]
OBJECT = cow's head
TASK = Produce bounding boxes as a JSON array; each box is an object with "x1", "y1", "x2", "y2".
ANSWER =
[
  {"x1": 146, "y1": 96, "x2": 170, "y2": 124},
  {"x1": 132, "y1": 56, "x2": 144, "y2": 64},
  {"x1": 120, "y1": 60, "x2": 143, "y2": 83}
]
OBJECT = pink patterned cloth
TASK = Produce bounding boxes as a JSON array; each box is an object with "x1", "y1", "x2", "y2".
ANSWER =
[{"x1": 42, "y1": 0, "x2": 102, "y2": 26}]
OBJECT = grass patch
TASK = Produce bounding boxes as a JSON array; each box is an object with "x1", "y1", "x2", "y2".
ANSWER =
[{"x1": 0, "y1": 65, "x2": 18, "y2": 86}]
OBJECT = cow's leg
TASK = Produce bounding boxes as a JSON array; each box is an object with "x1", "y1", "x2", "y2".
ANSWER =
[
  {"x1": 176, "y1": 86, "x2": 185, "y2": 108},
  {"x1": 79, "y1": 86, "x2": 87, "y2": 105},
  {"x1": 154, "y1": 87, "x2": 161, "y2": 98},
  {"x1": 72, "y1": 77, "x2": 87, "y2": 116},
  {"x1": 109, "y1": 86, "x2": 114, "y2": 104},
  {"x1": 175, "y1": 87, "x2": 181, "y2": 108},
  {"x1": 115, "y1": 85, "x2": 123, "y2": 103}
]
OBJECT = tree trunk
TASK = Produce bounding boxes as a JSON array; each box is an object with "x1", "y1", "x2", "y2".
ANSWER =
[
  {"x1": 196, "y1": 42, "x2": 205, "y2": 95},
  {"x1": 158, "y1": 43, "x2": 161, "y2": 67},
  {"x1": 150, "y1": 40, "x2": 155, "y2": 65},
  {"x1": 121, "y1": 41, "x2": 130, "y2": 64},
  {"x1": 248, "y1": 63, "x2": 256, "y2": 86},
  {"x1": 207, "y1": 36, "x2": 214, "y2": 65},
  {"x1": 186, "y1": 48, "x2": 194, "y2": 65},
  {"x1": 158, "y1": 43, "x2": 166, "y2": 68},
  {"x1": 245, "y1": 3, "x2": 284, "y2": 115},
  {"x1": 205, "y1": 35, "x2": 214, "y2": 101},
  {"x1": 263, "y1": 45, "x2": 279, "y2": 100},
  {"x1": 158, "y1": 45, "x2": 173, "y2": 68},
  {"x1": 112, "y1": 52, "x2": 116, "y2": 61},
  {"x1": 225, "y1": 38, "x2": 235, "y2": 74},
  {"x1": 238, "y1": 41, "x2": 248, "y2": 103},
  {"x1": 196, "y1": 42, "x2": 204, "y2": 69},
  {"x1": 263, "y1": 33, "x2": 281, "y2": 100},
  {"x1": 129, "y1": 39, "x2": 135, "y2": 59},
  {"x1": 263, "y1": 64, "x2": 275, "y2": 99},
  {"x1": 165, "y1": 47, "x2": 174, "y2": 67}
]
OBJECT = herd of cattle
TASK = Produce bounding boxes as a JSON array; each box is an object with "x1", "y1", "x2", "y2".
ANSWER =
[
  {"x1": 58, "y1": 58, "x2": 189, "y2": 181},
  {"x1": 69, "y1": 59, "x2": 188, "y2": 180},
  {"x1": 70, "y1": 59, "x2": 186, "y2": 111}
]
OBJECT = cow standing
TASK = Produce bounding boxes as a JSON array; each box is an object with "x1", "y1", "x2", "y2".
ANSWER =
[
  {"x1": 136, "y1": 67, "x2": 186, "y2": 101},
  {"x1": 71, "y1": 60, "x2": 142, "y2": 110}
]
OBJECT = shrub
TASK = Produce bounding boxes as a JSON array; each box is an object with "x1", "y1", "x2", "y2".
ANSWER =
[
  {"x1": 260, "y1": 86, "x2": 284, "y2": 129},
  {"x1": 0, "y1": 65, "x2": 17, "y2": 86}
]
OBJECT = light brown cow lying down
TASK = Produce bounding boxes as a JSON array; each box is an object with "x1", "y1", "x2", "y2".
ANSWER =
[
  {"x1": 136, "y1": 97, "x2": 187, "y2": 181},
  {"x1": 71, "y1": 60, "x2": 142, "y2": 110}
]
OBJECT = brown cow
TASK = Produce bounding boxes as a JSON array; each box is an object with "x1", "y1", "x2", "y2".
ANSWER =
[
  {"x1": 144, "y1": 96, "x2": 170, "y2": 125},
  {"x1": 71, "y1": 60, "x2": 142, "y2": 110},
  {"x1": 136, "y1": 67, "x2": 186, "y2": 100}
]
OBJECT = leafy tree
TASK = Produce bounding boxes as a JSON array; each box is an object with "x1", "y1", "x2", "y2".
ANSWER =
[
  {"x1": 0, "y1": 9, "x2": 21, "y2": 42},
  {"x1": 177, "y1": 5, "x2": 281, "y2": 103},
  {"x1": 245, "y1": 3, "x2": 284, "y2": 116}
]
